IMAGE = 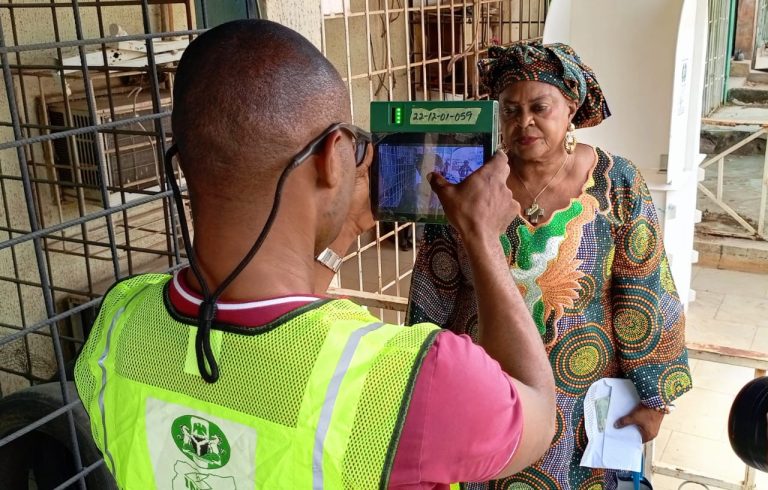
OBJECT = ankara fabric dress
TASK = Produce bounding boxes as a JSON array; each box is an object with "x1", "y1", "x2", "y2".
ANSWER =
[{"x1": 406, "y1": 148, "x2": 692, "y2": 490}]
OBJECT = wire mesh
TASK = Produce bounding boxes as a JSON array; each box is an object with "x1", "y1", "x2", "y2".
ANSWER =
[
  {"x1": 321, "y1": 0, "x2": 548, "y2": 324},
  {"x1": 0, "y1": 0, "x2": 544, "y2": 487},
  {"x1": 0, "y1": 1, "x2": 253, "y2": 487}
]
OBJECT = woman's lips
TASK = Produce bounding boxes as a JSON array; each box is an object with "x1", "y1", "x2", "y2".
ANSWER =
[{"x1": 517, "y1": 136, "x2": 540, "y2": 146}]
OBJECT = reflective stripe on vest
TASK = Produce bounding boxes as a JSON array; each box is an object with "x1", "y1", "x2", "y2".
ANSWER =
[
  {"x1": 312, "y1": 321, "x2": 384, "y2": 488},
  {"x1": 74, "y1": 274, "x2": 439, "y2": 489}
]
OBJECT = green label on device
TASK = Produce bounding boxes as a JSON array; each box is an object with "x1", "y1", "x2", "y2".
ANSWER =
[
  {"x1": 370, "y1": 100, "x2": 496, "y2": 133},
  {"x1": 410, "y1": 107, "x2": 482, "y2": 125}
]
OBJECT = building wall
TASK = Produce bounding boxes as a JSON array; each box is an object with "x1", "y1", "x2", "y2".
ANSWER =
[
  {"x1": 736, "y1": 0, "x2": 758, "y2": 59},
  {"x1": 264, "y1": 0, "x2": 323, "y2": 47}
]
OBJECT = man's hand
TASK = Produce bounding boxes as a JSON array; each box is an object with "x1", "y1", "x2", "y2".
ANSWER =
[
  {"x1": 341, "y1": 143, "x2": 375, "y2": 237},
  {"x1": 429, "y1": 151, "x2": 556, "y2": 477},
  {"x1": 429, "y1": 150, "x2": 520, "y2": 241},
  {"x1": 615, "y1": 404, "x2": 664, "y2": 443}
]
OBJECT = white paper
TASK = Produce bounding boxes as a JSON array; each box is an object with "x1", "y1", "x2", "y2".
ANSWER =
[{"x1": 580, "y1": 378, "x2": 643, "y2": 472}]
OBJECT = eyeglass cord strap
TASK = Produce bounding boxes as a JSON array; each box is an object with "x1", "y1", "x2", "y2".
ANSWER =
[{"x1": 164, "y1": 144, "x2": 296, "y2": 383}]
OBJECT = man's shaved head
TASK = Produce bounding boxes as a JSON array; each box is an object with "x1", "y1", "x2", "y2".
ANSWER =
[{"x1": 172, "y1": 19, "x2": 349, "y2": 199}]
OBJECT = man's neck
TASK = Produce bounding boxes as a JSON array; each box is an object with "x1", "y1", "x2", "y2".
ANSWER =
[{"x1": 187, "y1": 236, "x2": 317, "y2": 302}]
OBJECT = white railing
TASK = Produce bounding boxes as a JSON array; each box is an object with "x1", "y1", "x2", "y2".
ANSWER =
[{"x1": 699, "y1": 119, "x2": 768, "y2": 240}]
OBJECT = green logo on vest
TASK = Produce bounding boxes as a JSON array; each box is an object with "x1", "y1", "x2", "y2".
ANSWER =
[{"x1": 171, "y1": 415, "x2": 231, "y2": 470}]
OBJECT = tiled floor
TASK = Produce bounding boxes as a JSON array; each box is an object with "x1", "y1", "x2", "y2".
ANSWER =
[
  {"x1": 339, "y1": 244, "x2": 768, "y2": 489},
  {"x1": 652, "y1": 265, "x2": 768, "y2": 490}
]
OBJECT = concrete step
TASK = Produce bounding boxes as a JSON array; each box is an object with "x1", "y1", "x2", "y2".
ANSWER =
[
  {"x1": 731, "y1": 60, "x2": 751, "y2": 78},
  {"x1": 701, "y1": 104, "x2": 768, "y2": 155},
  {"x1": 727, "y1": 74, "x2": 768, "y2": 105},
  {"x1": 728, "y1": 84, "x2": 768, "y2": 105},
  {"x1": 700, "y1": 126, "x2": 766, "y2": 156},
  {"x1": 695, "y1": 235, "x2": 768, "y2": 274},
  {"x1": 747, "y1": 69, "x2": 768, "y2": 85}
]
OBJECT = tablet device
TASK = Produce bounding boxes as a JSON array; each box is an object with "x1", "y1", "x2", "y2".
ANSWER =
[{"x1": 370, "y1": 100, "x2": 498, "y2": 223}]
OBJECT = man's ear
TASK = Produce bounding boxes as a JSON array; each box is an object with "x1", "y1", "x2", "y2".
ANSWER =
[{"x1": 314, "y1": 130, "x2": 344, "y2": 189}]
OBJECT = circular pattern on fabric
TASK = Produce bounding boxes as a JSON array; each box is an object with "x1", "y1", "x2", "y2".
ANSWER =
[
  {"x1": 660, "y1": 258, "x2": 677, "y2": 295},
  {"x1": 571, "y1": 346, "x2": 600, "y2": 377},
  {"x1": 578, "y1": 475, "x2": 605, "y2": 490},
  {"x1": 626, "y1": 218, "x2": 657, "y2": 262},
  {"x1": 551, "y1": 324, "x2": 613, "y2": 395},
  {"x1": 612, "y1": 286, "x2": 661, "y2": 360},
  {"x1": 505, "y1": 483, "x2": 535, "y2": 490},
  {"x1": 659, "y1": 316, "x2": 687, "y2": 362},
  {"x1": 503, "y1": 468, "x2": 562, "y2": 490},
  {"x1": 568, "y1": 275, "x2": 597, "y2": 313},
  {"x1": 658, "y1": 365, "x2": 693, "y2": 402},
  {"x1": 429, "y1": 243, "x2": 460, "y2": 290},
  {"x1": 612, "y1": 186, "x2": 634, "y2": 223},
  {"x1": 616, "y1": 217, "x2": 661, "y2": 276},
  {"x1": 614, "y1": 308, "x2": 650, "y2": 343}
]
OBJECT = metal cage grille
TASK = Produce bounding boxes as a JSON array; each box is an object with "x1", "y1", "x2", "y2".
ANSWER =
[
  {"x1": 0, "y1": 0, "x2": 544, "y2": 487},
  {"x1": 702, "y1": 0, "x2": 732, "y2": 116},
  {"x1": 0, "y1": 1, "x2": 253, "y2": 487},
  {"x1": 321, "y1": 0, "x2": 547, "y2": 325}
]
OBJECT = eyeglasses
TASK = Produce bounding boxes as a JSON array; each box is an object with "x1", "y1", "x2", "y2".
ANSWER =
[{"x1": 290, "y1": 122, "x2": 372, "y2": 169}]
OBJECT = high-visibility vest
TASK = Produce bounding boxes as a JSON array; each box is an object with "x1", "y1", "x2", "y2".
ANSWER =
[{"x1": 75, "y1": 274, "x2": 439, "y2": 489}]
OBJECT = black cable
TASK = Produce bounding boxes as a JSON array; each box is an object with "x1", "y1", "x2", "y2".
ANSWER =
[{"x1": 164, "y1": 144, "x2": 296, "y2": 382}]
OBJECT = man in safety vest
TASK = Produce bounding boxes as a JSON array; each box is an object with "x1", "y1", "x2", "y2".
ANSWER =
[{"x1": 75, "y1": 19, "x2": 556, "y2": 489}]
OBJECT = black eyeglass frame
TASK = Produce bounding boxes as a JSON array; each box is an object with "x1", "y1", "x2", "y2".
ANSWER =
[{"x1": 290, "y1": 122, "x2": 372, "y2": 169}]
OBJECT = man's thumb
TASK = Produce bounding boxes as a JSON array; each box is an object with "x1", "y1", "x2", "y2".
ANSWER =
[{"x1": 428, "y1": 172, "x2": 449, "y2": 193}]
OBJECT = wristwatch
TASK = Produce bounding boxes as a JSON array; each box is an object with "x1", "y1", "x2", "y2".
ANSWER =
[{"x1": 316, "y1": 247, "x2": 343, "y2": 273}]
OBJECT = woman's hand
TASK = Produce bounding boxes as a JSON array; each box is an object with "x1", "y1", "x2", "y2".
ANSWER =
[
  {"x1": 429, "y1": 150, "x2": 520, "y2": 242},
  {"x1": 615, "y1": 404, "x2": 665, "y2": 443}
]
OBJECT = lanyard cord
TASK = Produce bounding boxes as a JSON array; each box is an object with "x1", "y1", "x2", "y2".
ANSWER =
[{"x1": 164, "y1": 144, "x2": 297, "y2": 382}]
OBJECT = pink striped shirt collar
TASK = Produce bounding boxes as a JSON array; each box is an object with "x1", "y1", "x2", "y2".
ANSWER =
[{"x1": 167, "y1": 268, "x2": 322, "y2": 327}]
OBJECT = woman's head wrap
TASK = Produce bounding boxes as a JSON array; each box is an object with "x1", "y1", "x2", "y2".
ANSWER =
[{"x1": 478, "y1": 41, "x2": 611, "y2": 128}]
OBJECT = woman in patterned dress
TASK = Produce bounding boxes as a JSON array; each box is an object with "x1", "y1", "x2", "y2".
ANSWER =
[{"x1": 406, "y1": 42, "x2": 692, "y2": 490}]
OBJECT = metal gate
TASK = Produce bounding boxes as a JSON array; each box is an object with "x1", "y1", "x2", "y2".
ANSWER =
[
  {"x1": 0, "y1": 1, "x2": 547, "y2": 487},
  {"x1": 702, "y1": 0, "x2": 733, "y2": 115},
  {"x1": 0, "y1": 1, "x2": 255, "y2": 487},
  {"x1": 321, "y1": 0, "x2": 548, "y2": 324},
  {"x1": 756, "y1": 0, "x2": 768, "y2": 69}
]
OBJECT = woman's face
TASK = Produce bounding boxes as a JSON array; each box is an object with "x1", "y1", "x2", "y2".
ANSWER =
[{"x1": 499, "y1": 81, "x2": 577, "y2": 162}]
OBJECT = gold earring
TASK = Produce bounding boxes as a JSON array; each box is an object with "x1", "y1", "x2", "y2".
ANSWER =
[
  {"x1": 564, "y1": 122, "x2": 577, "y2": 154},
  {"x1": 499, "y1": 141, "x2": 509, "y2": 153}
]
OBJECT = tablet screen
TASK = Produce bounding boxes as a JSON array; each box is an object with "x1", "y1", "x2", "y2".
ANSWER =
[{"x1": 371, "y1": 131, "x2": 492, "y2": 223}]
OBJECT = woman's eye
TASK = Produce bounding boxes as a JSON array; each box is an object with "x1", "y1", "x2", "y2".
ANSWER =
[{"x1": 534, "y1": 105, "x2": 548, "y2": 113}]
